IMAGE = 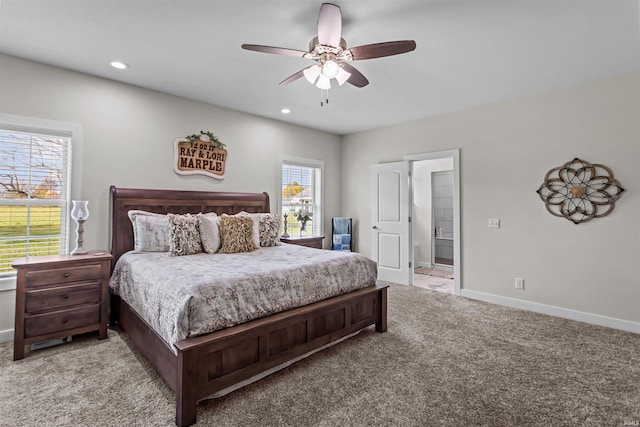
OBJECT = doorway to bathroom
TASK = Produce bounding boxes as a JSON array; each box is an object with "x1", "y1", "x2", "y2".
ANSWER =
[
  {"x1": 371, "y1": 149, "x2": 460, "y2": 293},
  {"x1": 411, "y1": 156, "x2": 456, "y2": 294}
]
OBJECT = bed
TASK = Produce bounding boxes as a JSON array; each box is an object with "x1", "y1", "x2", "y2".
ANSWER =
[{"x1": 108, "y1": 186, "x2": 388, "y2": 426}]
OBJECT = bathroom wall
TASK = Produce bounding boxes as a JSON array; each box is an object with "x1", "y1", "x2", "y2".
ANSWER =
[
  {"x1": 412, "y1": 158, "x2": 453, "y2": 267},
  {"x1": 433, "y1": 170, "x2": 454, "y2": 266}
]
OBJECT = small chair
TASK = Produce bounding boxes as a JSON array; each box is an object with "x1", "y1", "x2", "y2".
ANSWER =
[{"x1": 332, "y1": 217, "x2": 352, "y2": 251}]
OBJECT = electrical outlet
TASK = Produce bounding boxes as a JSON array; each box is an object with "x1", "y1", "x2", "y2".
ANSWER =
[
  {"x1": 515, "y1": 277, "x2": 525, "y2": 290},
  {"x1": 488, "y1": 218, "x2": 500, "y2": 228}
]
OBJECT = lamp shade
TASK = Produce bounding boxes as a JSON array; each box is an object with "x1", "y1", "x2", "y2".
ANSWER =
[
  {"x1": 316, "y1": 74, "x2": 331, "y2": 90},
  {"x1": 71, "y1": 200, "x2": 89, "y2": 221},
  {"x1": 303, "y1": 64, "x2": 321, "y2": 84},
  {"x1": 336, "y1": 67, "x2": 352, "y2": 86}
]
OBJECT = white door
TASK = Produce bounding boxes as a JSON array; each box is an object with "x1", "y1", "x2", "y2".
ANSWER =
[{"x1": 371, "y1": 161, "x2": 411, "y2": 284}]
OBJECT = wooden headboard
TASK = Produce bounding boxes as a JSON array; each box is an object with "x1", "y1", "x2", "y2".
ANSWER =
[{"x1": 109, "y1": 186, "x2": 270, "y2": 266}]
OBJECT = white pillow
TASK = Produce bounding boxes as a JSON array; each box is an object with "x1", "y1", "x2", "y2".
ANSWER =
[
  {"x1": 127, "y1": 210, "x2": 170, "y2": 252},
  {"x1": 198, "y1": 214, "x2": 221, "y2": 254}
]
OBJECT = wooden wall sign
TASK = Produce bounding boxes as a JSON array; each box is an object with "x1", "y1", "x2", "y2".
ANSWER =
[{"x1": 173, "y1": 131, "x2": 227, "y2": 180}]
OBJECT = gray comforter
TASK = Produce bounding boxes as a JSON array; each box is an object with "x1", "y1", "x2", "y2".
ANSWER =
[{"x1": 109, "y1": 244, "x2": 377, "y2": 352}]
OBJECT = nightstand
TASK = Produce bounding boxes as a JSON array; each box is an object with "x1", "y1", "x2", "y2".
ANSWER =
[
  {"x1": 12, "y1": 251, "x2": 113, "y2": 360},
  {"x1": 280, "y1": 236, "x2": 325, "y2": 249}
]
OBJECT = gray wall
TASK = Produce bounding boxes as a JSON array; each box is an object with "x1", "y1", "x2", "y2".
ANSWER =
[
  {"x1": 0, "y1": 54, "x2": 342, "y2": 336},
  {"x1": 432, "y1": 170, "x2": 454, "y2": 263},
  {"x1": 342, "y1": 72, "x2": 640, "y2": 325},
  {"x1": 1, "y1": 52, "x2": 638, "y2": 337}
]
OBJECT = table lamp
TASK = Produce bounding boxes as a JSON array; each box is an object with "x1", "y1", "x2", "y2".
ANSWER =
[{"x1": 70, "y1": 200, "x2": 89, "y2": 255}]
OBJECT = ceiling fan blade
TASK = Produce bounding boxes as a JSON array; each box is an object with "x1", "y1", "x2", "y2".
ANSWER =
[
  {"x1": 340, "y1": 63, "x2": 369, "y2": 88},
  {"x1": 348, "y1": 40, "x2": 416, "y2": 60},
  {"x1": 242, "y1": 44, "x2": 307, "y2": 58},
  {"x1": 317, "y1": 3, "x2": 342, "y2": 47},
  {"x1": 279, "y1": 68, "x2": 308, "y2": 85}
]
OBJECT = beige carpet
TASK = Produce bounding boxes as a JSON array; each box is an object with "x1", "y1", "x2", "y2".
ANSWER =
[{"x1": 2, "y1": 284, "x2": 639, "y2": 426}]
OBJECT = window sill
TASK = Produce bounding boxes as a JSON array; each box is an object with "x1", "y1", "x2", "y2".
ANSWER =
[{"x1": 0, "y1": 276, "x2": 17, "y2": 292}]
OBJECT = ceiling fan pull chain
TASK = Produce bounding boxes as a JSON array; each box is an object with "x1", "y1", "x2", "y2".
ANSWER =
[{"x1": 319, "y1": 89, "x2": 329, "y2": 107}]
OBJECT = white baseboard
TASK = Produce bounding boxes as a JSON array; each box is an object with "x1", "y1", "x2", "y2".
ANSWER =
[
  {"x1": 0, "y1": 329, "x2": 14, "y2": 343},
  {"x1": 461, "y1": 289, "x2": 640, "y2": 334}
]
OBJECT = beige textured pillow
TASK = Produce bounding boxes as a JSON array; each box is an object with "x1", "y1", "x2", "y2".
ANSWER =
[
  {"x1": 127, "y1": 210, "x2": 170, "y2": 252},
  {"x1": 259, "y1": 213, "x2": 281, "y2": 247},
  {"x1": 224, "y1": 212, "x2": 260, "y2": 249},
  {"x1": 167, "y1": 213, "x2": 202, "y2": 256},
  {"x1": 198, "y1": 214, "x2": 221, "y2": 254},
  {"x1": 218, "y1": 216, "x2": 255, "y2": 254}
]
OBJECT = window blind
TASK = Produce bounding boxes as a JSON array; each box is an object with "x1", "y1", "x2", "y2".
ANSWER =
[
  {"x1": 281, "y1": 163, "x2": 322, "y2": 237},
  {"x1": 0, "y1": 129, "x2": 71, "y2": 275}
]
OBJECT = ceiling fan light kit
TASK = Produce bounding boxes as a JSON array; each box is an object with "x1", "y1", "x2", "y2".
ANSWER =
[
  {"x1": 303, "y1": 61, "x2": 351, "y2": 89},
  {"x1": 322, "y1": 59, "x2": 339, "y2": 78},
  {"x1": 242, "y1": 3, "x2": 416, "y2": 105}
]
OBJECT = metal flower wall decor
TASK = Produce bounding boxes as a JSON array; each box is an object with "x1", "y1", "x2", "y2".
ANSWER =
[{"x1": 536, "y1": 158, "x2": 624, "y2": 224}]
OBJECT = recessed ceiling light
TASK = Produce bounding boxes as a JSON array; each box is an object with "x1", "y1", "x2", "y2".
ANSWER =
[
  {"x1": 110, "y1": 61, "x2": 129, "y2": 70},
  {"x1": 281, "y1": 108, "x2": 291, "y2": 114}
]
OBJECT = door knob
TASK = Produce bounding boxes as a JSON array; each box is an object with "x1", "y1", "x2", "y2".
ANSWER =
[{"x1": 372, "y1": 225, "x2": 378, "y2": 229}]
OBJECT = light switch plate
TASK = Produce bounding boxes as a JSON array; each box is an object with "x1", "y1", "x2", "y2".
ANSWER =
[{"x1": 488, "y1": 218, "x2": 500, "y2": 228}]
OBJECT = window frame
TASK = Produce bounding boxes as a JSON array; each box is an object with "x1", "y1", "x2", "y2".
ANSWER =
[
  {"x1": 278, "y1": 155, "x2": 324, "y2": 238},
  {"x1": 0, "y1": 114, "x2": 83, "y2": 291}
]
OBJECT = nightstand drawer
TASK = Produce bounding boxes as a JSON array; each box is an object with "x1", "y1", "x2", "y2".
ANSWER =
[
  {"x1": 25, "y1": 304, "x2": 100, "y2": 338},
  {"x1": 26, "y1": 264, "x2": 103, "y2": 288},
  {"x1": 25, "y1": 282, "x2": 101, "y2": 313}
]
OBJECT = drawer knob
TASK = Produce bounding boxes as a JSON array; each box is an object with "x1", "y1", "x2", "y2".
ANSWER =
[
  {"x1": 62, "y1": 318, "x2": 68, "y2": 324},
  {"x1": 63, "y1": 273, "x2": 70, "y2": 278},
  {"x1": 62, "y1": 293, "x2": 69, "y2": 299}
]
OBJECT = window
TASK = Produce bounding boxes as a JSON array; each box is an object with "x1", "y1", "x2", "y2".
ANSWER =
[
  {"x1": 0, "y1": 128, "x2": 72, "y2": 275},
  {"x1": 280, "y1": 156, "x2": 323, "y2": 237}
]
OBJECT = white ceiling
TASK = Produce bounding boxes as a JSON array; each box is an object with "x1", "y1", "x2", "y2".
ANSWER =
[{"x1": 1, "y1": 0, "x2": 639, "y2": 135}]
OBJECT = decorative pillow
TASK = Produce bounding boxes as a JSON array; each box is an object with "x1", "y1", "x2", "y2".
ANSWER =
[
  {"x1": 218, "y1": 216, "x2": 255, "y2": 254},
  {"x1": 127, "y1": 210, "x2": 170, "y2": 252},
  {"x1": 259, "y1": 213, "x2": 281, "y2": 247},
  {"x1": 167, "y1": 213, "x2": 202, "y2": 256},
  {"x1": 198, "y1": 214, "x2": 221, "y2": 254},
  {"x1": 223, "y1": 212, "x2": 260, "y2": 249}
]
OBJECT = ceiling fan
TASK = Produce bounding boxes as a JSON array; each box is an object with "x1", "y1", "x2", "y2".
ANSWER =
[{"x1": 242, "y1": 3, "x2": 416, "y2": 94}]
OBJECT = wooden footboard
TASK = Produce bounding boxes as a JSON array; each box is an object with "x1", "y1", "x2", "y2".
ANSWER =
[{"x1": 113, "y1": 284, "x2": 388, "y2": 426}]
